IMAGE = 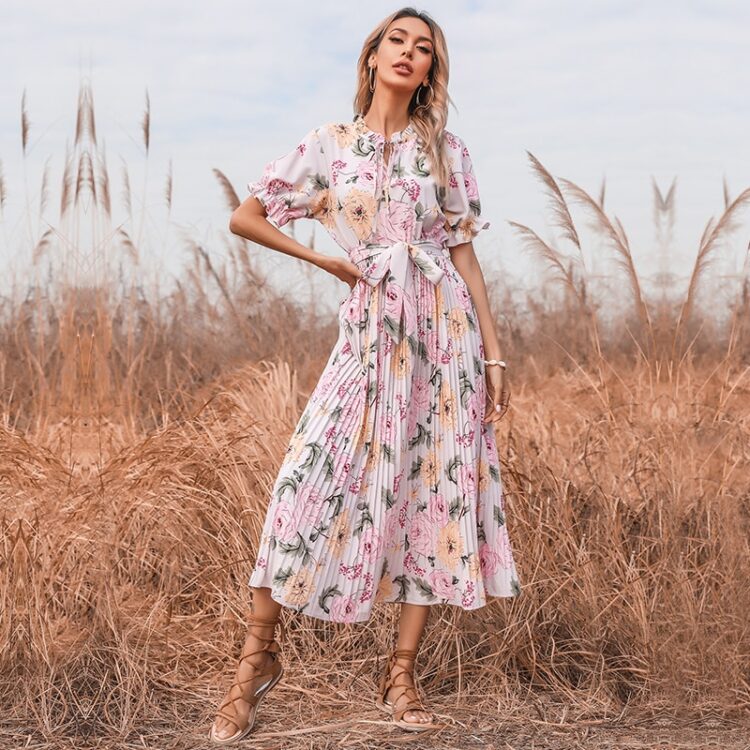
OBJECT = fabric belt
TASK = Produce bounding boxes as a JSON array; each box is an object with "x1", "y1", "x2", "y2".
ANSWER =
[{"x1": 355, "y1": 240, "x2": 446, "y2": 342}]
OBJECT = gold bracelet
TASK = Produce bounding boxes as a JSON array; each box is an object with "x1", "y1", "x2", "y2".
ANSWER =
[{"x1": 483, "y1": 359, "x2": 507, "y2": 369}]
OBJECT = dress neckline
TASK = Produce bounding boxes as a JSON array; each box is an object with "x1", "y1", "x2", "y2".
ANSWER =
[{"x1": 353, "y1": 112, "x2": 415, "y2": 143}]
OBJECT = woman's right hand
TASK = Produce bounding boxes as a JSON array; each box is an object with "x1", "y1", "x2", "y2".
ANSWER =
[{"x1": 321, "y1": 255, "x2": 363, "y2": 290}]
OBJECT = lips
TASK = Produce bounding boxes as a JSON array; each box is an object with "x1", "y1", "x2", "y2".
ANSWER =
[{"x1": 392, "y1": 61, "x2": 413, "y2": 74}]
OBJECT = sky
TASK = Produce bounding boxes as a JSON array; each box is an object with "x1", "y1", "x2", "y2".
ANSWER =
[{"x1": 1, "y1": 0, "x2": 749, "y2": 314}]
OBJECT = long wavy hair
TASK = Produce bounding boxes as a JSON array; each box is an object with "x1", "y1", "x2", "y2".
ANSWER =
[{"x1": 353, "y1": 8, "x2": 454, "y2": 195}]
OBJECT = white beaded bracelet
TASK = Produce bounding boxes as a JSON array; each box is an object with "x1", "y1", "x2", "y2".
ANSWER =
[{"x1": 483, "y1": 359, "x2": 507, "y2": 369}]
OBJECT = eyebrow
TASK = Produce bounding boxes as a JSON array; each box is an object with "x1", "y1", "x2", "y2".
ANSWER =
[{"x1": 389, "y1": 27, "x2": 434, "y2": 45}]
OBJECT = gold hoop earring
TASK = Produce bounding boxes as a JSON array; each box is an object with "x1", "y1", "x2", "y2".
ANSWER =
[
  {"x1": 415, "y1": 82, "x2": 434, "y2": 110},
  {"x1": 369, "y1": 65, "x2": 376, "y2": 92}
]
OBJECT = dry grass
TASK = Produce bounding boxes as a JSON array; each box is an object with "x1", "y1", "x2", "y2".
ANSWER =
[{"x1": 1, "y1": 81, "x2": 750, "y2": 749}]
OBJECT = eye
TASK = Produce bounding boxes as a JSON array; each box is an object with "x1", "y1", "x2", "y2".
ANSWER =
[{"x1": 418, "y1": 45, "x2": 432, "y2": 54}]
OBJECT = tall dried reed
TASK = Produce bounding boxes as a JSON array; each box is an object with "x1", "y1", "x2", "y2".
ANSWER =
[{"x1": 1, "y1": 81, "x2": 749, "y2": 748}]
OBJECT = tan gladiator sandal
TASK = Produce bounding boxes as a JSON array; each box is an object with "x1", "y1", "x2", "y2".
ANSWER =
[
  {"x1": 208, "y1": 611, "x2": 286, "y2": 744},
  {"x1": 374, "y1": 647, "x2": 442, "y2": 731}
]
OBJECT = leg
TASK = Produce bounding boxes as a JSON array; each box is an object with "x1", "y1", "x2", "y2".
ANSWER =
[
  {"x1": 210, "y1": 587, "x2": 283, "y2": 741},
  {"x1": 383, "y1": 603, "x2": 434, "y2": 725}
]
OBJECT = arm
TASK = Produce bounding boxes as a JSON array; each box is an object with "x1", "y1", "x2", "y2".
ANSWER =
[{"x1": 449, "y1": 241, "x2": 509, "y2": 425}]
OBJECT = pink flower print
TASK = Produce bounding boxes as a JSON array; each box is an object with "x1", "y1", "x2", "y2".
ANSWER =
[
  {"x1": 332, "y1": 457, "x2": 352, "y2": 486},
  {"x1": 412, "y1": 377, "x2": 431, "y2": 410},
  {"x1": 462, "y1": 170, "x2": 479, "y2": 202},
  {"x1": 255, "y1": 556, "x2": 267, "y2": 570},
  {"x1": 494, "y1": 527, "x2": 515, "y2": 569},
  {"x1": 385, "y1": 509, "x2": 400, "y2": 542},
  {"x1": 440, "y1": 338, "x2": 454, "y2": 364},
  {"x1": 376, "y1": 200, "x2": 416, "y2": 244},
  {"x1": 457, "y1": 463, "x2": 477, "y2": 497},
  {"x1": 428, "y1": 569, "x2": 454, "y2": 599},
  {"x1": 383, "y1": 279, "x2": 405, "y2": 325},
  {"x1": 466, "y1": 390, "x2": 483, "y2": 424},
  {"x1": 404, "y1": 550, "x2": 426, "y2": 576},
  {"x1": 357, "y1": 526, "x2": 384, "y2": 563},
  {"x1": 461, "y1": 581, "x2": 476, "y2": 607},
  {"x1": 427, "y1": 493, "x2": 450, "y2": 527},
  {"x1": 356, "y1": 160, "x2": 377, "y2": 184},
  {"x1": 331, "y1": 158, "x2": 346, "y2": 185},
  {"x1": 296, "y1": 483, "x2": 326, "y2": 527},
  {"x1": 339, "y1": 561, "x2": 363, "y2": 580},
  {"x1": 456, "y1": 428, "x2": 475, "y2": 448},
  {"x1": 425, "y1": 330, "x2": 439, "y2": 364},
  {"x1": 394, "y1": 178, "x2": 421, "y2": 202},
  {"x1": 379, "y1": 408, "x2": 396, "y2": 445},
  {"x1": 455, "y1": 282, "x2": 473, "y2": 313},
  {"x1": 479, "y1": 542, "x2": 500, "y2": 577},
  {"x1": 407, "y1": 511, "x2": 435, "y2": 557},
  {"x1": 407, "y1": 400, "x2": 419, "y2": 440},
  {"x1": 394, "y1": 393, "x2": 408, "y2": 420},
  {"x1": 359, "y1": 571, "x2": 374, "y2": 603},
  {"x1": 330, "y1": 594, "x2": 359, "y2": 623},
  {"x1": 272, "y1": 501, "x2": 299, "y2": 543},
  {"x1": 393, "y1": 468, "x2": 404, "y2": 496},
  {"x1": 324, "y1": 424, "x2": 337, "y2": 446}
]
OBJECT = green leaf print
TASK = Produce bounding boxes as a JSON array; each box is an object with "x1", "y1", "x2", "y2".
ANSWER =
[
  {"x1": 278, "y1": 532, "x2": 312, "y2": 562},
  {"x1": 393, "y1": 574, "x2": 410, "y2": 602},
  {"x1": 383, "y1": 313, "x2": 402, "y2": 342},
  {"x1": 382, "y1": 487, "x2": 395, "y2": 510},
  {"x1": 272, "y1": 566, "x2": 294, "y2": 586},
  {"x1": 448, "y1": 496, "x2": 462, "y2": 520},
  {"x1": 354, "y1": 506, "x2": 374, "y2": 536},
  {"x1": 489, "y1": 463, "x2": 500, "y2": 482},
  {"x1": 408, "y1": 455, "x2": 424, "y2": 480},
  {"x1": 300, "y1": 441, "x2": 323, "y2": 471},
  {"x1": 414, "y1": 336, "x2": 429, "y2": 362},
  {"x1": 414, "y1": 578, "x2": 437, "y2": 601},
  {"x1": 493, "y1": 504, "x2": 506, "y2": 527},
  {"x1": 276, "y1": 475, "x2": 299, "y2": 499},
  {"x1": 327, "y1": 491, "x2": 344, "y2": 517},
  {"x1": 458, "y1": 369, "x2": 475, "y2": 407},
  {"x1": 330, "y1": 404, "x2": 343, "y2": 422},
  {"x1": 319, "y1": 584, "x2": 344, "y2": 614},
  {"x1": 477, "y1": 521, "x2": 487, "y2": 543},
  {"x1": 446, "y1": 455, "x2": 463, "y2": 484},
  {"x1": 413, "y1": 152, "x2": 430, "y2": 177},
  {"x1": 465, "y1": 311, "x2": 477, "y2": 332},
  {"x1": 511, "y1": 577, "x2": 522, "y2": 597},
  {"x1": 323, "y1": 452, "x2": 335, "y2": 480},
  {"x1": 407, "y1": 423, "x2": 430, "y2": 450},
  {"x1": 381, "y1": 442, "x2": 394, "y2": 463}
]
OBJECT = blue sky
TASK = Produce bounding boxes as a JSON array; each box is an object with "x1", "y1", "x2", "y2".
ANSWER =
[{"x1": 1, "y1": 0, "x2": 749, "y2": 310}]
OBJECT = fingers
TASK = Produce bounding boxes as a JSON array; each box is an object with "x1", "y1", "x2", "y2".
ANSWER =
[{"x1": 482, "y1": 387, "x2": 510, "y2": 423}]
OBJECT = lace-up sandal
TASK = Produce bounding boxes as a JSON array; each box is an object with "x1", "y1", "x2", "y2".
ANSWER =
[
  {"x1": 208, "y1": 611, "x2": 286, "y2": 744},
  {"x1": 375, "y1": 647, "x2": 442, "y2": 731}
]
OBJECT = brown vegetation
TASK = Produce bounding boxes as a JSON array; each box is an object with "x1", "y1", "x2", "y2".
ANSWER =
[{"x1": 1, "y1": 82, "x2": 749, "y2": 748}]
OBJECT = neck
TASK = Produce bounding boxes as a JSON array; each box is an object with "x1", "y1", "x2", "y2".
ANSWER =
[{"x1": 363, "y1": 93, "x2": 412, "y2": 138}]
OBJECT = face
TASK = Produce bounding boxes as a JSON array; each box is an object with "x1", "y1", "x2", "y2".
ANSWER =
[{"x1": 370, "y1": 17, "x2": 434, "y2": 91}]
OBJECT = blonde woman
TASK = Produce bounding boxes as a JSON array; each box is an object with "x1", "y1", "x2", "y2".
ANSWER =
[{"x1": 210, "y1": 7, "x2": 521, "y2": 743}]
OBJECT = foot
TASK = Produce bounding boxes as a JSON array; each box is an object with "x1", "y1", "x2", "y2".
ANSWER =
[
  {"x1": 383, "y1": 655, "x2": 434, "y2": 726},
  {"x1": 211, "y1": 627, "x2": 278, "y2": 741}
]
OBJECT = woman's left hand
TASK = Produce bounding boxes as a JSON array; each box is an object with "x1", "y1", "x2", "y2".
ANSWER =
[{"x1": 483, "y1": 365, "x2": 510, "y2": 424}]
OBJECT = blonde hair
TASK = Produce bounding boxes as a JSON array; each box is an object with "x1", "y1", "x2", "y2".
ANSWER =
[{"x1": 353, "y1": 7, "x2": 454, "y2": 196}]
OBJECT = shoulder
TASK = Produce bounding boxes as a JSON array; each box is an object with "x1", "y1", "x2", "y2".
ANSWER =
[{"x1": 442, "y1": 128, "x2": 468, "y2": 153}]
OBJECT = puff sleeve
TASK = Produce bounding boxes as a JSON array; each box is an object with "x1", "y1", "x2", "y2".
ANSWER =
[
  {"x1": 441, "y1": 132, "x2": 491, "y2": 247},
  {"x1": 246, "y1": 126, "x2": 329, "y2": 229}
]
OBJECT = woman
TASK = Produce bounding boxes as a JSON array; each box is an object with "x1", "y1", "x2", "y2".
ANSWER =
[{"x1": 210, "y1": 7, "x2": 522, "y2": 743}]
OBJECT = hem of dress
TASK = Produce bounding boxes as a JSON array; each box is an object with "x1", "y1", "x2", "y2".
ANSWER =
[{"x1": 247, "y1": 577, "x2": 521, "y2": 624}]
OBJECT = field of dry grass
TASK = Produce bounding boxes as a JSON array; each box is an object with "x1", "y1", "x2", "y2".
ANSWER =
[{"x1": 2, "y1": 84, "x2": 750, "y2": 748}]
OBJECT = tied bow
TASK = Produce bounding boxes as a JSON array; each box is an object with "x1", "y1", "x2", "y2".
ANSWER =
[{"x1": 361, "y1": 241, "x2": 445, "y2": 343}]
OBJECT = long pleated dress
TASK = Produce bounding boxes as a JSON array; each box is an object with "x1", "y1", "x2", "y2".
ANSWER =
[{"x1": 245, "y1": 113, "x2": 522, "y2": 623}]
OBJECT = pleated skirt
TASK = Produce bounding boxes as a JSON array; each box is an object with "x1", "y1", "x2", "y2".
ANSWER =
[{"x1": 248, "y1": 244, "x2": 522, "y2": 622}]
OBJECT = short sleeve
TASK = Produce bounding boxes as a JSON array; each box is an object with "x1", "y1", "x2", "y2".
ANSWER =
[
  {"x1": 441, "y1": 132, "x2": 491, "y2": 247},
  {"x1": 246, "y1": 126, "x2": 329, "y2": 229}
]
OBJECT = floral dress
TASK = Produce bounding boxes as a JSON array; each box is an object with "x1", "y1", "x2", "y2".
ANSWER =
[{"x1": 245, "y1": 113, "x2": 522, "y2": 623}]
